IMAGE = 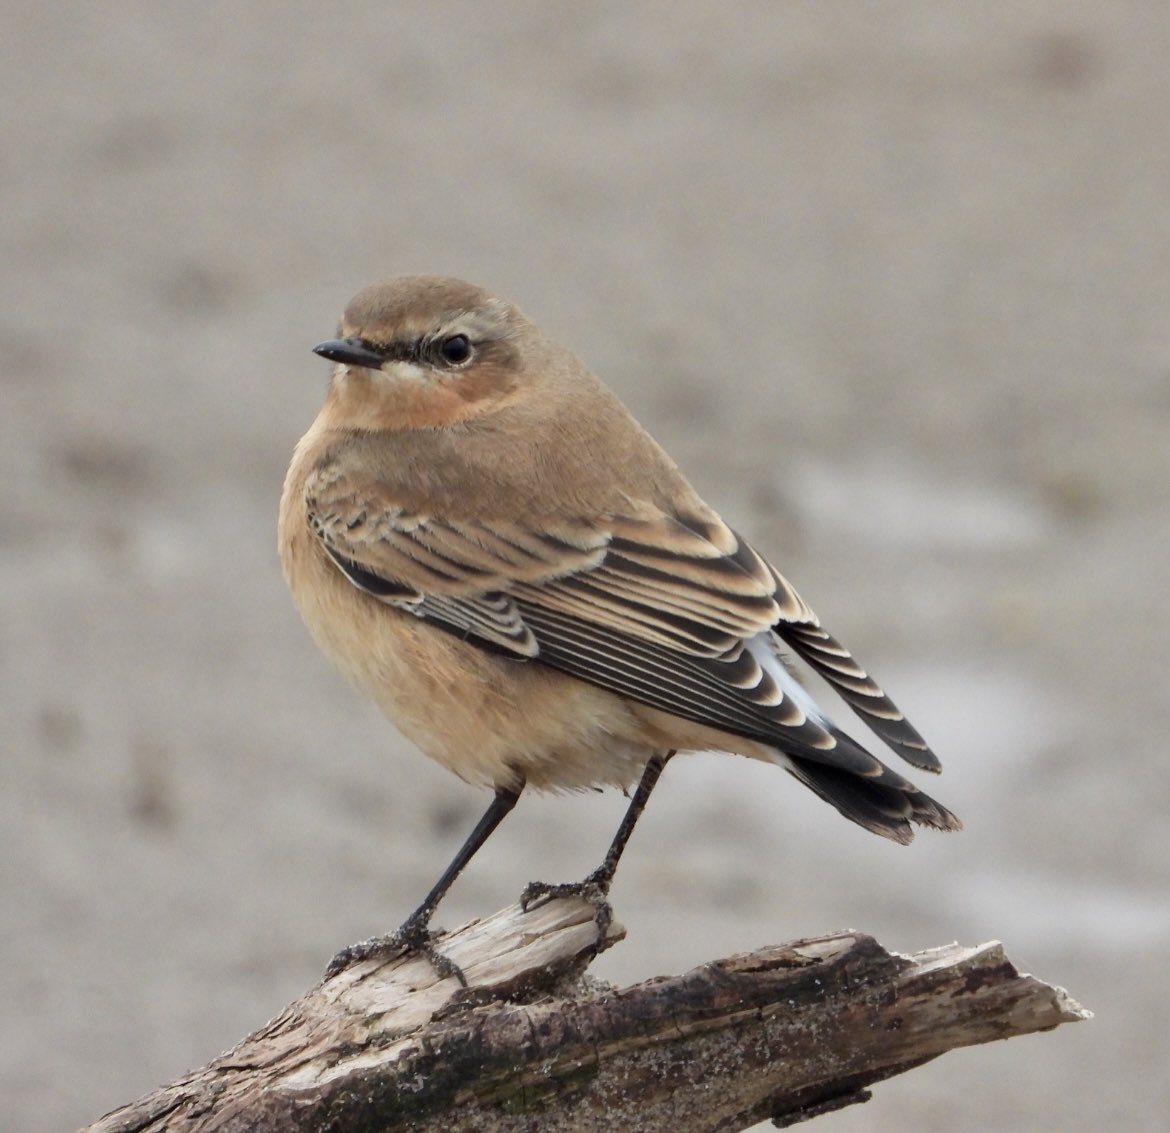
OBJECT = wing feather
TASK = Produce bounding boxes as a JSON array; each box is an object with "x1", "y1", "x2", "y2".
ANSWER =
[
  {"x1": 776, "y1": 621, "x2": 940, "y2": 771},
  {"x1": 304, "y1": 464, "x2": 940, "y2": 774}
]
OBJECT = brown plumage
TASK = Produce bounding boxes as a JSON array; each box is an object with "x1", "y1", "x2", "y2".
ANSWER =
[{"x1": 279, "y1": 275, "x2": 960, "y2": 973}]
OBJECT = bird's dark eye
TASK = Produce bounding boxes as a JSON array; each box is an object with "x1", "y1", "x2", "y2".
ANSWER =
[{"x1": 438, "y1": 334, "x2": 472, "y2": 365}]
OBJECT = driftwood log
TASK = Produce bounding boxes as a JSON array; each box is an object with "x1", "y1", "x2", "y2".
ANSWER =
[{"x1": 83, "y1": 897, "x2": 1087, "y2": 1132}]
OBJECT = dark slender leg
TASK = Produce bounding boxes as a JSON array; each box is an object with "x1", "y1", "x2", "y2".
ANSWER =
[
  {"x1": 521, "y1": 750, "x2": 676, "y2": 913},
  {"x1": 327, "y1": 782, "x2": 523, "y2": 981},
  {"x1": 587, "y1": 749, "x2": 675, "y2": 889}
]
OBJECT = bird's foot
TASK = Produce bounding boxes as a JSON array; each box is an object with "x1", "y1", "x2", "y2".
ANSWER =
[
  {"x1": 519, "y1": 871, "x2": 613, "y2": 939},
  {"x1": 325, "y1": 916, "x2": 468, "y2": 986}
]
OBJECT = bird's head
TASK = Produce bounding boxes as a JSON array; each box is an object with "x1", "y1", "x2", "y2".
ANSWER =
[{"x1": 314, "y1": 275, "x2": 535, "y2": 431}]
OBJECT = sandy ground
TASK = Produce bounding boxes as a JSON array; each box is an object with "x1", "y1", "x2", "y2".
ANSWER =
[{"x1": 4, "y1": 4, "x2": 1169, "y2": 1130}]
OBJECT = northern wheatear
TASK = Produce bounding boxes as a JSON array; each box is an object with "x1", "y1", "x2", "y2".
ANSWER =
[{"x1": 279, "y1": 275, "x2": 959, "y2": 975}]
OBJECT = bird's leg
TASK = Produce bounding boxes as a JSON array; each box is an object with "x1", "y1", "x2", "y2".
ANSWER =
[
  {"x1": 520, "y1": 751, "x2": 676, "y2": 930},
  {"x1": 326, "y1": 782, "x2": 523, "y2": 983}
]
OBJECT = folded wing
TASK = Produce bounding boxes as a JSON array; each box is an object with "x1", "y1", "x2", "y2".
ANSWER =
[{"x1": 305, "y1": 465, "x2": 958, "y2": 839}]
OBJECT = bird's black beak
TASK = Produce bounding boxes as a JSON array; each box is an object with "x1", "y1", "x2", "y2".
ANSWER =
[{"x1": 312, "y1": 337, "x2": 386, "y2": 369}]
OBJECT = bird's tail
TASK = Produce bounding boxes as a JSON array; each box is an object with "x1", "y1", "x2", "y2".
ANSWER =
[{"x1": 774, "y1": 729, "x2": 962, "y2": 844}]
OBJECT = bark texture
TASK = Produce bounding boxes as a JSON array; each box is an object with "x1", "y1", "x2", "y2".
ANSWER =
[{"x1": 82, "y1": 897, "x2": 1088, "y2": 1133}]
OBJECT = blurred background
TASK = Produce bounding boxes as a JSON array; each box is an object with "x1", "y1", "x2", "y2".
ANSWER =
[{"x1": 4, "y1": 4, "x2": 1167, "y2": 1130}]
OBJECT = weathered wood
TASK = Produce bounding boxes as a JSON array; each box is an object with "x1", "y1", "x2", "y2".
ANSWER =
[{"x1": 82, "y1": 897, "x2": 1088, "y2": 1133}]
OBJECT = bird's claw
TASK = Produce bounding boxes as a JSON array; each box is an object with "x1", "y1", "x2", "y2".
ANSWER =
[
  {"x1": 520, "y1": 874, "x2": 613, "y2": 940},
  {"x1": 325, "y1": 920, "x2": 468, "y2": 986}
]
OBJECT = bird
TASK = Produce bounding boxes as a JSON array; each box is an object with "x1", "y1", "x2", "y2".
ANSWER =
[{"x1": 279, "y1": 274, "x2": 960, "y2": 977}]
